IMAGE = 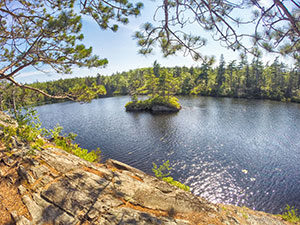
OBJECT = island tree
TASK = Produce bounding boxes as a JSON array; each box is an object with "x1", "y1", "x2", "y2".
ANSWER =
[{"x1": 125, "y1": 61, "x2": 181, "y2": 112}]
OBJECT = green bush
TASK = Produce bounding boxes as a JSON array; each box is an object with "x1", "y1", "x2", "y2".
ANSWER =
[
  {"x1": 162, "y1": 176, "x2": 190, "y2": 192},
  {"x1": 1, "y1": 108, "x2": 48, "y2": 150},
  {"x1": 49, "y1": 125, "x2": 100, "y2": 162},
  {"x1": 125, "y1": 95, "x2": 181, "y2": 111},
  {"x1": 152, "y1": 160, "x2": 171, "y2": 178},
  {"x1": 150, "y1": 95, "x2": 181, "y2": 110},
  {"x1": 1, "y1": 125, "x2": 17, "y2": 149},
  {"x1": 152, "y1": 160, "x2": 190, "y2": 192},
  {"x1": 279, "y1": 205, "x2": 300, "y2": 223},
  {"x1": 0, "y1": 108, "x2": 101, "y2": 162}
]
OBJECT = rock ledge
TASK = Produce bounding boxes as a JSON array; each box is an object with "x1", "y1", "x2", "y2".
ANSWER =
[{"x1": 0, "y1": 145, "x2": 293, "y2": 225}]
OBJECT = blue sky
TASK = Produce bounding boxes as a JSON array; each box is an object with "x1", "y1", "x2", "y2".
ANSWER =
[{"x1": 15, "y1": 0, "x2": 295, "y2": 83}]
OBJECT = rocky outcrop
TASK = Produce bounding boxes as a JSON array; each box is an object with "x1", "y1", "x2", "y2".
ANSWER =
[
  {"x1": 151, "y1": 104, "x2": 180, "y2": 112},
  {"x1": 126, "y1": 103, "x2": 180, "y2": 112},
  {"x1": 0, "y1": 145, "x2": 293, "y2": 225}
]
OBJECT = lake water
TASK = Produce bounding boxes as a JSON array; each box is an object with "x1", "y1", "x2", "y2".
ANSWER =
[{"x1": 35, "y1": 96, "x2": 300, "y2": 214}]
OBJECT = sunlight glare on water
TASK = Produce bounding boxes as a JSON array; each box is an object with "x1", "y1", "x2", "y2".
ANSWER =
[{"x1": 35, "y1": 96, "x2": 300, "y2": 214}]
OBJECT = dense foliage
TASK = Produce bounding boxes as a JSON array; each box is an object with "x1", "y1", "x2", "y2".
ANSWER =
[
  {"x1": 125, "y1": 95, "x2": 181, "y2": 112},
  {"x1": 0, "y1": 77, "x2": 107, "y2": 110},
  {"x1": 279, "y1": 205, "x2": 300, "y2": 223},
  {"x1": 1, "y1": 55, "x2": 299, "y2": 110},
  {"x1": 125, "y1": 62, "x2": 182, "y2": 111},
  {"x1": 0, "y1": 108, "x2": 100, "y2": 162}
]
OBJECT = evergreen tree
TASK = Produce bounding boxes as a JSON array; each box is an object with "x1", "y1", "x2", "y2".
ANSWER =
[
  {"x1": 158, "y1": 69, "x2": 179, "y2": 98},
  {"x1": 173, "y1": 67, "x2": 182, "y2": 78},
  {"x1": 226, "y1": 60, "x2": 237, "y2": 95},
  {"x1": 250, "y1": 54, "x2": 264, "y2": 97},
  {"x1": 216, "y1": 54, "x2": 226, "y2": 94},
  {"x1": 153, "y1": 61, "x2": 161, "y2": 78}
]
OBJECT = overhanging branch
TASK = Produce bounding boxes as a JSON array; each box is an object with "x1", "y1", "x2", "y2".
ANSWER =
[{"x1": 7, "y1": 77, "x2": 75, "y2": 101}]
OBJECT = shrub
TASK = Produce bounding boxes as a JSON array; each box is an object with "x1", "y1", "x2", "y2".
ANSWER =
[
  {"x1": 125, "y1": 95, "x2": 181, "y2": 111},
  {"x1": 279, "y1": 205, "x2": 300, "y2": 223},
  {"x1": 152, "y1": 160, "x2": 171, "y2": 178},
  {"x1": 0, "y1": 108, "x2": 101, "y2": 162},
  {"x1": 152, "y1": 160, "x2": 190, "y2": 191},
  {"x1": 1, "y1": 108, "x2": 47, "y2": 150},
  {"x1": 162, "y1": 176, "x2": 190, "y2": 192},
  {"x1": 1, "y1": 125, "x2": 17, "y2": 149},
  {"x1": 49, "y1": 125, "x2": 100, "y2": 162}
]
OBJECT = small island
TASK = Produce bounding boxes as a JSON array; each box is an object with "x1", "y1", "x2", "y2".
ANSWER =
[
  {"x1": 125, "y1": 95, "x2": 181, "y2": 112},
  {"x1": 125, "y1": 61, "x2": 182, "y2": 113}
]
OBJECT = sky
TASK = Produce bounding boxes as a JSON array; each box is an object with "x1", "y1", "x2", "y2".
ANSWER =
[{"x1": 15, "y1": 0, "x2": 296, "y2": 84}]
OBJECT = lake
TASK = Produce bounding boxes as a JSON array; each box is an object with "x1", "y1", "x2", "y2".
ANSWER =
[{"x1": 35, "y1": 96, "x2": 300, "y2": 214}]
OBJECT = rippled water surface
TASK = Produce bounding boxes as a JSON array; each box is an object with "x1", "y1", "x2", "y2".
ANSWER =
[{"x1": 35, "y1": 96, "x2": 300, "y2": 214}]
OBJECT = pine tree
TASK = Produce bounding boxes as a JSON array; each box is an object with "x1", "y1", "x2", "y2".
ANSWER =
[{"x1": 216, "y1": 54, "x2": 226, "y2": 95}]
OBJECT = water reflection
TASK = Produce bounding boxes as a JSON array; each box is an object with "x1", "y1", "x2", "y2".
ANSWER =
[{"x1": 35, "y1": 96, "x2": 300, "y2": 214}]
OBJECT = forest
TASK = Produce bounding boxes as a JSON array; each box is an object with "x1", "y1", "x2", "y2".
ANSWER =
[{"x1": 0, "y1": 54, "x2": 299, "y2": 110}]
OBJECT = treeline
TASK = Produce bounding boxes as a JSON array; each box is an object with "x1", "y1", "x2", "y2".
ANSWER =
[
  {"x1": 0, "y1": 55, "x2": 299, "y2": 110},
  {"x1": 0, "y1": 77, "x2": 106, "y2": 110}
]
